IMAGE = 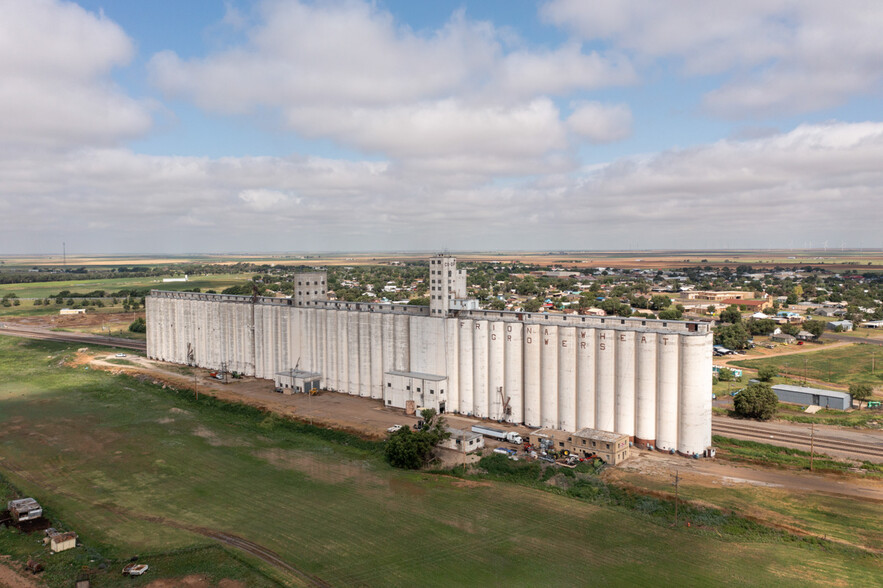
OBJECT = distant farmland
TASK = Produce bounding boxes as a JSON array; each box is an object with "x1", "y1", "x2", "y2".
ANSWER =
[{"x1": 0, "y1": 337, "x2": 880, "y2": 586}]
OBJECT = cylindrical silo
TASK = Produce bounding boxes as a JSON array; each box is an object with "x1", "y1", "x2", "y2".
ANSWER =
[
  {"x1": 523, "y1": 324, "x2": 541, "y2": 427},
  {"x1": 557, "y1": 326, "x2": 577, "y2": 432},
  {"x1": 316, "y1": 308, "x2": 327, "y2": 388},
  {"x1": 347, "y1": 311, "x2": 360, "y2": 394},
  {"x1": 576, "y1": 328, "x2": 595, "y2": 430},
  {"x1": 458, "y1": 319, "x2": 474, "y2": 414},
  {"x1": 488, "y1": 321, "x2": 505, "y2": 421},
  {"x1": 337, "y1": 309, "x2": 348, "y2": 393},
  {"x1": 615, "y1": 331, "x2": 636, "y2": 439},
  {"x1": 358, "y1": 313, "x2": 372, "y2": 397},
  {"x1": 540, "y1": 325, "x2": 558, "y2": 429},
  {"x1": 635, "y1": 332, "x2": 658, "y2": 447},
  {"x1": 678, "y1": 333, "x2": 712, "y2": 456},
  {"x1": 595, "y1": 329, "x2": 615, "y2": 432},
  {"x1": 444, "y1": 318, "x2": 460, "y2": 413},
  {"x1": 473, "y1": 320, "x2": 489, "y2": 418},
  {"x1": 503, "y1": 322, "x2": 523, "y2": 424},
  {"x1": 393, "y1": 314, "x2": 410, "y2": 372},
  {"x1": 370, "y1": 313, "x2": 383, "y2": 399},
  {"x1": 656, "y1": 333, "x2": 680, "y2": 452},
  {"x1": 325, "y1": 310, "x2": 337, "y2": 390}
]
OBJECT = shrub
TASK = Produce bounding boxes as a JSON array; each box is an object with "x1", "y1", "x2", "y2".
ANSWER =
[
  {"x1": 733, "y1": 382, "x2": 778, "y2": 420},
  {"x1": 128, "y1": 317, "x2": 147, "y2": 333}
]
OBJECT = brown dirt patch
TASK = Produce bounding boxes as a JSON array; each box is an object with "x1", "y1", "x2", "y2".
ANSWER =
[
  {"x1": 144, "y1": 574, "x2": 211, "y2": 588},
  {"x1": 254, "y1": 448, "x2": 381, "y2": 486},
  {"x1": 451, "y1": 479, "x2": 492, "y2": 488},
  {"x1": 0, "y1": 558, "x2": 40, "y2": 588}
]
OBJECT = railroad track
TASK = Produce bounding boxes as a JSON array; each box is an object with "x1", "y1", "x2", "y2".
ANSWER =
[
  {"x1": 199, "y1": 530, "x2": 330, "y2": 587},
  {"x1": 0, "y1": 326, "x2": 146, "y2": 351},
  {"x1": 713, "y1": 420, "x2": 883, "y2": 461}
]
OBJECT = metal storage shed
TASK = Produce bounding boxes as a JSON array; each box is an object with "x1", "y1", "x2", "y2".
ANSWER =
[{"x1": 771, "y1": 384, "x2": 852, "y2": 410}]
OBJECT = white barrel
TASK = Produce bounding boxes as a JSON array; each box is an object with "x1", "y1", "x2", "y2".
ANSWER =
[
  {"x1": 458, "y1": 319, "x2": 474, "y2": 414},
  {"x1": 678, "y1": 333, "x2": 712, "y2": 455},
  {"x1": 540, "y1": 325, "x2": 558, "y2": 429},
  {"x1": 595, "y1": 329, "x2": 615, "y2": 432},
  {"x1": 473, "y1": 320, "x2": 489, "y2": 418},
  {"x1": 444, "y1": 318, "x2": 460, "y2": 413},
  {"x1": 523, "y1": 324, "x2": 541, "y2": 427},
  {"x1": 488, "y1": 321, "x2": 505, "y2": 420},
  {"x1": 656, "y1": 333, "x2": 680, "y2": 451},
  {"x1": 634, "y1": 332, "x2": 658, "y2": 446},
  {"x1": 370, "y1": 313, "x2": 383, "y2": 399},
  {"x1": 393, "y1": 314, "x2": 410, "y2": 372},
  {"x1": 557, "y1": 326, "x2": 577, "y2": 432},
  {"x1": 576, "y1": 328, "x2": 595, "y2": 429},
  {"x1": 504, "y1": 322, "x2": 523, "y2": 423},
  {"x1": 614, "y1": 331, "x2": 636, "y2": 438},
  {"x1": 347, "y1": 311, "x2": 360, "y2": 394}
]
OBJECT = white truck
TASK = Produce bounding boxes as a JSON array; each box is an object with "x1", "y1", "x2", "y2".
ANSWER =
[{"x1": 471, "y1": 425, "x2": 522, "y2": 445}]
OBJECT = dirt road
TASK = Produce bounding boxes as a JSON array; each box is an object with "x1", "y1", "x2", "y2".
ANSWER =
[{"x1": 614, "y1": 451, "x2": 883, "y2": 501}]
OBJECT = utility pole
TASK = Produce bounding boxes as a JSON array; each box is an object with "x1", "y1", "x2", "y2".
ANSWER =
[
  {"x1": 803, "y1": 356, "x2": 808, "y2": 386},
  {"x1": 672, "y1": 469, "x2": 680, "y2": 527},
  {"x1": 62, "y1": 241, "x2": 66, "y2": 268},
  {"x1": 810, "y1": 423, "x2": 815, "y2": 472}
]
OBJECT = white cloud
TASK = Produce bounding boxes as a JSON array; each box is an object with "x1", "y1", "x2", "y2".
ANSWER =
[
  {"x1": 0, "y1": 0, "x2": 152, "y2": 150},
  {"x1": 148, "y1": 0, "x2": 631, "y2": 173},
  {"x1": 542, "y1": 0, "x2": 883, "y2": 117},
  {"x1": 238, "y1": 188, "x2": 290, "y2": 211},
  {"x1": 2, "y1": 122, "x2": 882, "y2": 253},
  {"x1": 567, "y1": 102, "x2": 632, "y2": 143}
]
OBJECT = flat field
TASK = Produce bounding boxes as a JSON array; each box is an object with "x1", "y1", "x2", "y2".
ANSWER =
[
  {"x1": 3, "y1": 249, "x2": 882, "y2": 271},
  {"x1": 0, "y1": 273, "x2": 247, "y2": 299},
  {"x1": 732, "y1": 343, "x2": 883, "y2": 389},
  {"x1": 0, "y1": 338, "x2": 881, "y2": 586}
]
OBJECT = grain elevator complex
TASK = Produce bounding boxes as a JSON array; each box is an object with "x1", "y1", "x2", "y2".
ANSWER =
[{"x1": 147, "y1": 255, "x2": 713, "y2": 456}]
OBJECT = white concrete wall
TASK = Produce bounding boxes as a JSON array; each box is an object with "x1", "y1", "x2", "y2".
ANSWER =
[{"x1": 147, "y1": 293, "x2": 712, "y2": 454}]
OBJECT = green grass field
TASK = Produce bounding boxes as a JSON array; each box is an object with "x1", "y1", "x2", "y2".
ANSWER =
[
  {"x1": 0, "y1": 273, "x2": 248, "y2": 299},
  {"x1": 1, "y1": 338, "x2": 881, "y2": 586},
  {"x1": 732, "y1": 344, "x2": 883, "y2": 389}
]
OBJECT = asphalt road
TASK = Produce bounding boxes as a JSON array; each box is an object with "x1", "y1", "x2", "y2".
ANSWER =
[
  {"x1": 822, "y1": 333, "x2": 883, "y2": 346},
  {"x1": 0, "y1": 323, "x2": 146, "y2": 351}
]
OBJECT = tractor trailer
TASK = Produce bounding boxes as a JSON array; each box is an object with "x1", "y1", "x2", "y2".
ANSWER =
[{"x1": 471, "y1": 425, "x2": 522, "y2": 444}]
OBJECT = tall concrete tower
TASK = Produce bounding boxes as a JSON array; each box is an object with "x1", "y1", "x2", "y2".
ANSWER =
[
  {"x1": 429, "y1": 255, "x2": 467, "y2": 316},
  {"x1": 293, "y1": 271, "x2": 327, "y2": 307}
]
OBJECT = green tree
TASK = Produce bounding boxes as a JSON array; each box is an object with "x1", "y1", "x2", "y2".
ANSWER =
[
  {"x1": 714, "y1": 323, "x2": 751, "y2": 350},
  {"x1": 407, "y1": 297, "x2": 429, "y2": 306},
  {"x1": 748, "y1": 319, "x2": 776, "y2": 336},
  {"x1": 522, "y1": 298, "x2": 542, "y2": 312},
  {"x1": 733, "y1": 382, "x2": 778, "y2": 420},
  {"x1": 649, "y1": 295, "x2": 672, "y2": 311},
  {"x1": 757, "y1": 365, "x2": 777, "y2": 382},
  {"x1": 385, "y1": 409, "x2": 450, "y2": 469},
  {"x1": 717, "y1": 368, "x2": 734, "y2": 382},
  {"x1": 720, "y1": 305, "x2": 742, "y2": 324},
  {"x1": 657, "y1": 306, "x2": 682, "y2": 320},
  {"x1": 128, "y1": 317, "x2": 146, "y2": 333},
  {"x1": 802, "y1": 319, "x2": 825, "y2": 338},
  {"x1": 849, "y1": 383, "x2": 874, "y2": 410}
]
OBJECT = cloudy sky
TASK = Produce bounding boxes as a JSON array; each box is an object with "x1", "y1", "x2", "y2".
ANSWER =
[{"x1": 2, "y1": 0, "x2": 882, "y2": 254}]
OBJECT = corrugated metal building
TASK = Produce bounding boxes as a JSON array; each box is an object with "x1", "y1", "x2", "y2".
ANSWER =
[{"x1": 772, "y1": 384, "x2": 852, "y2": 410}]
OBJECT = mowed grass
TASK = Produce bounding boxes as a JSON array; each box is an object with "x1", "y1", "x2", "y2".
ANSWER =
[
  {"x1": 732, "y1": 343, "x2": 883, "y2": 389},
  {"x1": 0, "y1": 339, "x2": 881, "y2": 586},
  {"x1": 0, "y1": 273, "x2": 248, "y2": 299}
]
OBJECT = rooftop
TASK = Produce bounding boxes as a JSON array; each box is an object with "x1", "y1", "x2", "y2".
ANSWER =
[{"x1": 772, "y1": 384, "x2": 852, "y2": 401}]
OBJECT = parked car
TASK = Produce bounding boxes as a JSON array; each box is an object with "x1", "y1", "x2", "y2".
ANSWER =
[
  {"x1": 115, "y1": 353, "x2": 127, "y2": 358},
  {"x1": 387, "y1": 424, "x2": 403, "y2": 433}
]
